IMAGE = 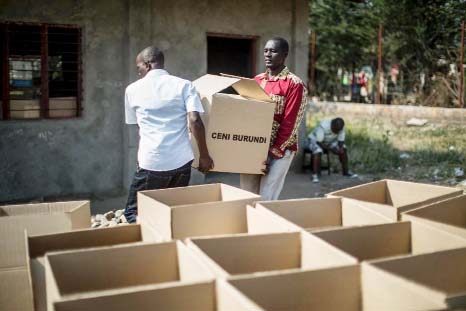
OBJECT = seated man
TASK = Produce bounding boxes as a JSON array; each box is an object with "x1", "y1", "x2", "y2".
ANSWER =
[{"x1": 308, "y1": 117, "x2": 356, "y2": 183}]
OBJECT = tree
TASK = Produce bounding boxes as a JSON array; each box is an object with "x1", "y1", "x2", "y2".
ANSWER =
[{"x1": 310, "y1": 0, "x2": 466, "y2": 106}]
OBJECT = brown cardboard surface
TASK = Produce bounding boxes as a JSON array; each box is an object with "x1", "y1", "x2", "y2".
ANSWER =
[
  {"x1": 255, "y1": 197, "x2": 392, "y2": 232},
  {"x1": 327, "y1": 179, "x2": 462, "y2": 220},
  {"x1": 52, "y1": 280, "x2": 261, "y2": 311},
  {"x1": 186, "y1": 231, "x2": 357, "y2": 278},
  {"x1": 138, "y1": 184, "x2": 265, "y2": 240},
  {"x1": 0, "y1": 269, "x2": 35, "y2": 311},
  {"x1": 9, "y1": 99, "x2": 40, "y2": 119},
  {"x1": 28, "y1": 225, "x2": 148, "y2": 311},
  {"x1": 192, "y1": 74, "x2": 275, "y2": 174},
  {"x1": 402, "y1": 195, "x2": 466, "y2": 239},
  {"x1": 0, "y1": 201, "x2": 90, "y2": 311},
  {"x1": 364, "y1": 247, "x2": 466, "y2": 309},
  {"x1": 361, "y1": 263, "x2": 448, "y2": 310},
  {"x1": 228, "y1": 265, "x2": 361, "y2": 311},
  {"x1": 48, "y1": 97, "x2": 77, "y2": 118},
  {"x1": 312, "y1": 221, "x2": 466, "y2": 261},
  {"x1": 45, "y1": 241, "x2": 215, "y2": 310}
]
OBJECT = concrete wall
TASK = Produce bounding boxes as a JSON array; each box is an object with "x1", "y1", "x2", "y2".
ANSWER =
[
  {"x1": 0, "y1": 0, "x2": 309, "y2": 204},
  {"x1": 309, "y1": 101, "x2": 466, "y2": 125},
  {"x1": 0, "y1": 0, "x2": 129, "y2": 203}
]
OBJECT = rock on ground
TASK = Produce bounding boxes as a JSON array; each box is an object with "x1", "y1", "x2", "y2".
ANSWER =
[{"x1": 91, "y1": 209, "x2": 128, "y2": 228}]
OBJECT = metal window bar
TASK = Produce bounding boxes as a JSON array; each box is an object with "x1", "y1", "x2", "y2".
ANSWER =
[{"x1": 1, "y1": 21, "x2": 82, "y2": 120}]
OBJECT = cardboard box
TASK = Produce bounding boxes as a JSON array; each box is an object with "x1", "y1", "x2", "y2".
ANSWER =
[
  {"x1": 48, "y1": 97, "x2": 77, "y2": 118},
  {"x1": 228, "y1": 265, "x2": 361, "y2": 311},
  {"x1": 9, "y1": 99, "x2": 41, "y2": 119},
  {"x1": 138, "y1": 183, "x2": 271, "y2": 240},
  {"x1": 45, "y1": 241, "x2": 215, "y2": 310},
  {"x1": 186, "y1": 231, "x2": 357, "y2": 278},
  {"x1": 228, "y1": 264, "x2": 453, "y2": 310},
  {"x1": 0, "y1": 201, "x2": 90, "y2": 311},
  {"x1": 28, "y1": 224, "x2": 157, "y2": 311},
  {"x1": 51, "y1": 279, "x2": 261, "y2": 311},
  {"x1": 311, "y1": 221, "x2": 466, "y2": 262},
  {"x1": 402, "y1": 194, "x2": 466, "y2": 239},
  {"x1": 255, "y1": 197, "x2": 393, "y2": 232},
  {"x1": 327, "y1": 179, "x2": 462, "y2": 220},
  {"x1": 363, "y1": 247, "x2": 466, "y2": 310},
  {"x1": 192, "y1": 74, "x2": 275, "y2": 174}
]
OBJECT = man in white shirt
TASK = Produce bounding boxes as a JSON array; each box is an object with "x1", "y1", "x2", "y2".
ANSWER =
[
  {"x1": 124, "y1": 46, "x2": 213, "y2": 223},
  {"x1": 308, "y1": 117, "x2": 355, "y2": 183}
]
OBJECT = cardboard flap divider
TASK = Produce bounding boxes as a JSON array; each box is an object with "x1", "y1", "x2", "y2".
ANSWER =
[
  {"x1": 192, "y1": 74, "x2": 240, "y2": 97},
  {"x1": 193, "y1": 74, "x2": 274, "y2": 103}
]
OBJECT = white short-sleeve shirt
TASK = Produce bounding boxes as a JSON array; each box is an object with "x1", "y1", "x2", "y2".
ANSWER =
[
  {"x1": 308, "y1": 119, "x2": 345, "y2": 143},
  {"x1": 125, "y1": 69, "x2": 204, "y2": 171}
]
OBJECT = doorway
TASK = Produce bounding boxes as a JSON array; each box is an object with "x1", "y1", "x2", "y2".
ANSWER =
[{"x1": 207, "y1": 33, "x2": 258, "y2": 78}]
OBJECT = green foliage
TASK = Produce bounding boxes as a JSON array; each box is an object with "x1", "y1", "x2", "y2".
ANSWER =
[{"x1": 309, "y1": 0, "x2": 466, "y2": 106}]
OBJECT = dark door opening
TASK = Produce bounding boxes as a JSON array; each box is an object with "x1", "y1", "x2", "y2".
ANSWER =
[{"x1": 207, "y1": 34, "x2": 257, "y2": 78}]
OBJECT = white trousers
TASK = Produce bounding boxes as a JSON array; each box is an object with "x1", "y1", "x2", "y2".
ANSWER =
[{"x1": 240, "y1": 150, "x2": 295, "y2": 201}]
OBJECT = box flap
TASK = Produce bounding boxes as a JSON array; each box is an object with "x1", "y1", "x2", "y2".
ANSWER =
[
  {"x1": 193, "y1": 74, "x2": 240, "y2": 97},
  {"x1": 228, "y1": 265, "x2": 361, "y2": 311},
  {"x1": 367, "y1": 247, "x2": 466, "y2": 296},
  {"x1": 221, "y1": 73, "x2": 274, "y2": 103}
]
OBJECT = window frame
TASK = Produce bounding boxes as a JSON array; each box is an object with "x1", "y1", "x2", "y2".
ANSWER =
[{"x1": 1, "y1": 21, "x2": 83, "y2": 121}]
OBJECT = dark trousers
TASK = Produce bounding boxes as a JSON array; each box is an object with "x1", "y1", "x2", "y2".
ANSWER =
[{"x1": 124, "y1": 160, "x2": 192, "y2": 223}]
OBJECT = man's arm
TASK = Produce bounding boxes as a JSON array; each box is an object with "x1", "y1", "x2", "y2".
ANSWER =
[
  {"x1": 317, "y1": 141, "x2": 330, "y2": 151},
  {"x1": 188, "y1": 111, "x2": 214, "y2": 173},
  {"x1": 269, "y1": 81, "x2": 307, "y2": 159}
]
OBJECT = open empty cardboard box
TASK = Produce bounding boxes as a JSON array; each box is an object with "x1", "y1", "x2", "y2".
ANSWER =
[
  {"x1": 311, "y1": 221, "x2": 466, "y2": 262},
  {"x1": 186, "y1": 231, "x2": 357, "y2": 278},
  {"x1": 137, "y1": 183, "x2": 284, "y2": 241},
  {"x1": 363, "y1": 247, "x2": 466, "y2": 310},
  {"x1": 227, "y1": 266, "x2": 361, "y2": 311},
  {"x1": 327, "y1": 179, "x2": 462, "y2": 220},
  {"x1": 45, "y1": 241, "x2": 215, "y2": 310},
  {"x1": 192, "y1": 74, "x2": 275, "y2": 174},
  {"x1": 402, "y1": 194, "x2": 466, "y2": 239},
  {"x1": 0, "y1": 201, "x2": 90, "y2": 311},
  {"x1": 255, "y1": 197, "x2": 393, "y2": 232},
  {"x1": 28, "y1": 224, "x2": 157, "y2": 311},
  {"x1": 51, "y1": 279, "x2": 261, "y2": 311},
  {"x1": 228, "y1": 263, "x2": 459, "y2": 311}
]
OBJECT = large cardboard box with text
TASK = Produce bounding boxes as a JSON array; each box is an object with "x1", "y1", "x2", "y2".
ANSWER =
[
  {"x1": 363, "y1": 247, "x2": 466, "y2": 310},
  {"x1": 311, "y1": 221, "x2": 466, "y2": 262},
  {"x1": 255, "y1": 197, "x2": 393, "y2": 232},
  {"x1": 51, "y1": 280, "x2": 261, "y2": 311},
  {"x1": 402, "y1": 194, "x2": 466, "y2": 239},
  {"x1": 327, "y1": 179, "x2": 462, "y2": 220},
  {"x1": 137, "y1": 183, "x2": 288, "y2": 241},
  {"x1": 192, "y1": 74, "x2": 275, "y2": 174},
  {"x1": 0, "y1": 201, "x2": 90, "y2": 311},
  {"x1": 186, "y1": 231, "x2": 357, "y2": 278},
  {"x1": 28, "y1": 224, "x2": 157, "y2": 311},
  {"x1": 45, "y1": 241, "x2": 215, "y2": 310},
  {"x1": 227, "y1": 261, "x2": 464, "y2": 311}
]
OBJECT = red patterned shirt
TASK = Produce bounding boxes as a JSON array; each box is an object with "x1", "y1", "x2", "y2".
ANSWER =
[{"x1": 255, "y1": 67, "x2": 308, "y2": 159}]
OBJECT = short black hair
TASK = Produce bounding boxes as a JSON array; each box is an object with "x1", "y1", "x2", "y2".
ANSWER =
[
  {"x1": 331, "y1": 117, "x2": 345, "y2": 129},
  {"x1": 139, "y1": 46, "x2": 164, "y2": 67},
  {"x1": 267, "y1": 37, "x2": 289, "y2": 54}
]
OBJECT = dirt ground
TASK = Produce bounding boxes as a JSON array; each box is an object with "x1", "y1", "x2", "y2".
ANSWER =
[{"x1": 205, "y1": 171, "x2": 375, "y2": 200}]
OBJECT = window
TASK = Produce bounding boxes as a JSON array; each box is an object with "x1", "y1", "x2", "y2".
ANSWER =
[{"x1": 0, "y1": 22, "x2": 82, "y2": 120}]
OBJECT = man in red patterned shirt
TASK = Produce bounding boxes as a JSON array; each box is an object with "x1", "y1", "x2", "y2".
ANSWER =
[{"x1": 240, "y1": 37, "x2": 308, "y2": 200}]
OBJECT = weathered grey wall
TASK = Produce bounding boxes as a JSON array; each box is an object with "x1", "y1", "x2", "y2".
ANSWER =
[
  {"x1": 0, "y1": 0, "x2": 309, "y2": 205},
  {"x1": 124, "y1": 0, "x2": 310, "y2": 182},
  {"x1": 0, "y1": 0, "x2": 129, "y2": 202}
]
